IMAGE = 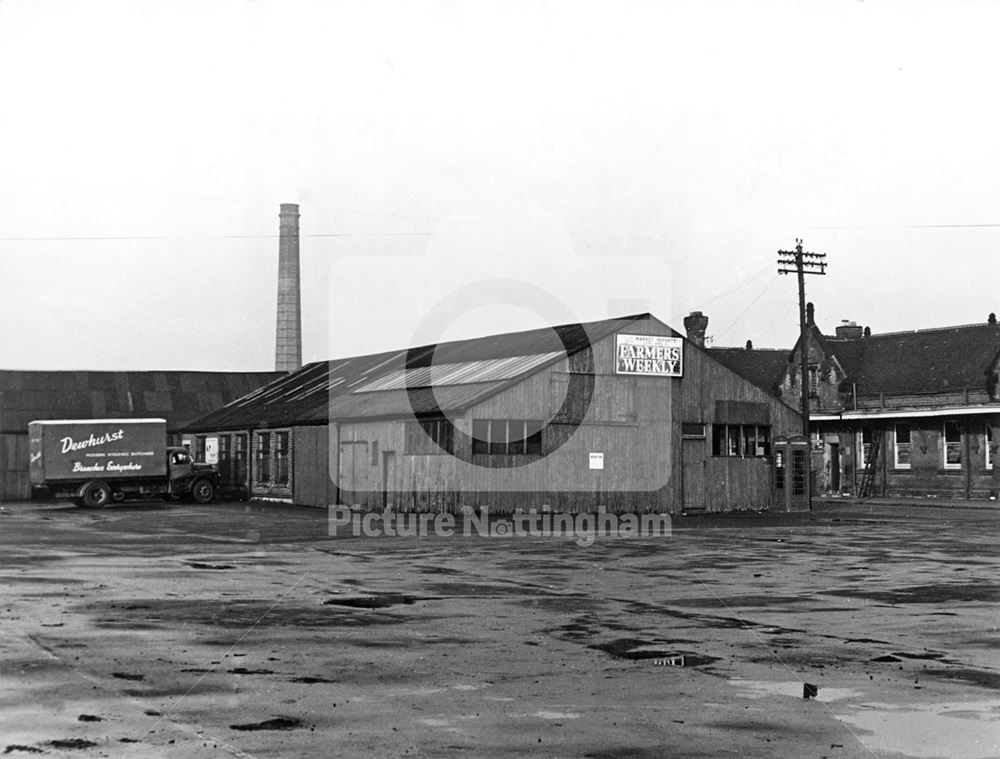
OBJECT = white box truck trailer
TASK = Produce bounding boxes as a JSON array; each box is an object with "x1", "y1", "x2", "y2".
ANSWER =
[{"x1": 29, "y1": 418, "x2": 221, "y2": 507}]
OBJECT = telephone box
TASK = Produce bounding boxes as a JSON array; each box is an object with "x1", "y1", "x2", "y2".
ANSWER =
[{"x1": 773, "y1": 434, "x2": 811, "y2": 512}]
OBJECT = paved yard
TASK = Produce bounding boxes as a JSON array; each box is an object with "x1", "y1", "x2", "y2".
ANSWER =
[{"x1": 1, "y1": 499, "x2": 997, "y2": 758}]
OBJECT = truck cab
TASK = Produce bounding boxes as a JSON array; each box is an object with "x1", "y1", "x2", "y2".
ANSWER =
[{"x1": 166, "y1": 446, "x2": 220, "y2": 502}]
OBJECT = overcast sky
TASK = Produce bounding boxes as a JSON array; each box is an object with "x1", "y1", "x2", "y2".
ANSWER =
[{"x1": 1, "y1": 1, "x2": 998, "y2": 371}]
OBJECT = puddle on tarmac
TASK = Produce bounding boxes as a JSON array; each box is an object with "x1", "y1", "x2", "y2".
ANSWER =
[
  {"x1": 591, "y1": 638, "x2": 719, "y2": 666},
  {"x1": 728, "y1": 679, "x2": 862, "y2": 702},
  {"x1": 839, "y1": 700, "x2": 1000, "y2": 759}
]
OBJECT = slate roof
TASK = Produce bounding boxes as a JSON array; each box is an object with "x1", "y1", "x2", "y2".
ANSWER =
[
  {"x1": 182, "y1": 314, "x2": 673, "y2": 431},
  {"x1": 707, "y1": 347, "x2": 789, "y2": 396},
  {"x1": 0, "y1": 371, "x2": 285, "y2": 434},
  {"x1": 823, "y1": 322, "x2": 1000, "y2": 397}
]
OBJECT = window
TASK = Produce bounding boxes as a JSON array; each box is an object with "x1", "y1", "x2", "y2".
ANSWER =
[
  {"x1": 860, "y1": 428, "x2": 873, "y2": 466},
  {"x1": 808, "y1": 365, "x2": 819, "y2": 396},
  {"x1": 987, "y1": 424, "x2": 995, "y2": 470},
  {"x1": 274, "y1": 431, "x2": 290, "y2": 485},
  {"x1": 681, "y1": 423, "x2": 705, "y2": 438},
  {"x1": 256, "y1": 432, "x2": 271, "y2": 483},
  {"x1": 370, "y1": 440, "x2": 379, "y2": 466},
  {"x1": 943, "y1": 422, "x2": 962, "y2": 469},
  {"x1": 894, "y1": 424, "x2": 911, "y2": 469},
  {"x1": 472, "y1": 420, "x2": 543, "y2": 456},
  {"x1": 219, "y1": 435, "x2": 232, "y2": 482},
  {"x1": 233, "y1": 434, "x2": 248, "y2": 484},
  {"x1": 791, "y1": 450, "x2": 807, "y2": 495},
  {"x1": 405, "y1": 418, "x2": 455, "y2": 455},
  {"x1": 712, "y1": 425, "x2": 770, "y2": 457},
  {"x1": 194, "y1": 436, "x2": 206, "y2": 463}
]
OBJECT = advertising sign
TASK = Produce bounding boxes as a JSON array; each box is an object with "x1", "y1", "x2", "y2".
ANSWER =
[
  {"x1": 29, "y1": 419, "x2": 167, "y2": 484},
  {"x1": 589, "y1": 452, "x2": 604, "y2": 470},
  {"x1": 205, "y1": 437, "x2": 219, "y2": 465},
  {"x1": 615, "y1": 334, "x2": 683, "y2": 376}
]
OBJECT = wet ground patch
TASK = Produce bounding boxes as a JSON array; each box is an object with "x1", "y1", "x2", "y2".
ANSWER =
[
  {"x1": 663, "y1": 594, "x2": 808, "y2": 608},
  {"x1": 185, "y1": 562, "x2": 236, "y2": 570},
  {"x1": 87, "y1": 598, "x2": 414, "y2": 629},
  {"x1": 590, "y1": 638, "x2": 719, "y2": 667},
  {"x1": 47, "y1": 739, "x2": 97, "y2": 750},
  {"x1": 517, "y1": 595, "x2": 607, "y2": 612},
  {"x1": 824, "y1": 581, "x2": 1000, "y2": 604},
  {"x1": 322, "y1": 593, "x2": 422, "y2": 609},
  {"x1": 0, "y1": 575, "x2": 86, "y2": 585},
  {"x1": 421, "y1": 582, "x2": 529, "y2": 598},
  {"x1": 111, "y1": 672, "x2": 144, "y2": 681},
  {"x1": 920, "y1": 667, "x2": 1000, "y2": 690},
  {"x1": 229, "y1": 716, "x2": 302, "y2": 731}
]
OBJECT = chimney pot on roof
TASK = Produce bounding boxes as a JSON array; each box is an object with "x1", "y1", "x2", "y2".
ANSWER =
[
  {"x1": 806, "y1": 302, "x2": 815, "y2": 326},
  {"x1": 683, "y1": 311, "x2": 709, "y2": 348},
  {"x1": 835, "y1": 320, "x2": 864, "y2": 340}
]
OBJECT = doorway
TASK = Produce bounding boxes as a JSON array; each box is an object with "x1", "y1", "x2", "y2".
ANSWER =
[
  {"x1": 829, "y1": 442, "x2": 840, "y2": 493},
  {"x1": 681, "y1": 437, "x2": 706, "y2": 512},
  {"x1": 381, "y1": 451, "x2": 396, "y2": 510}
]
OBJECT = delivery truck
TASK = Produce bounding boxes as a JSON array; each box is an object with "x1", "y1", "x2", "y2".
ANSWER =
[{"x1": 28, "y1": 418, "x2": 221, "y2": 507}]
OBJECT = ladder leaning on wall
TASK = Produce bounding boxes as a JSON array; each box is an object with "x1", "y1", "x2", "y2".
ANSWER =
[{"x1": 858, "y1": 430, "x2": 881, "y2": 498}]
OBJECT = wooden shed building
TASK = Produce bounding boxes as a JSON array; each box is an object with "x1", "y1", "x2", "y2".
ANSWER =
[
  {"x1": 182, "y1": 313, "x2": 802, "y2": 513},
  {"x1": 0, "y1": 369, "x2": 283, "y2": 501}
]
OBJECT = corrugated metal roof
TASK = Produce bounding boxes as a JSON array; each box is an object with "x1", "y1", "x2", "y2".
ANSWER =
[
  {"x1": 352, "y1": 352, "x2": 564, "y2": 393},
  {"x1": 182, "y1": 314, "x2": 665, "y2": 431},
  {"x1": 0, "y1": 371, "x2": 284, "y2": 433}
]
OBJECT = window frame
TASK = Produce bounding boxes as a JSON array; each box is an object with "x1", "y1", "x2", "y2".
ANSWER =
[
  {"x1": 893, "y1": 424, "x2": 911, "y2": 470},
  {"x1": 711, "y1": 424, "x2": 771, "y2": 458},
  {"x1": 274, "y1": 431, "x2": 290, "y2": 485},
  {"x1": 256, "y1": 431, "x2": 271, "y2": 483},
  {"x1": 987, "y1": 424, "x2": 994, "y2": 471},
  {"x1": 943, "y1": 421, "x2": 962, "y2": 470},
  {"x1": 471, "y1": 419, "x2": 543, "y2": 457}
]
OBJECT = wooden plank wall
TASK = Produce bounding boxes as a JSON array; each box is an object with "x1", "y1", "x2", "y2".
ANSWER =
[
  {"x1": 331, "y1": 319, "x2": 802, "y2": 514},
  {"x1": 0, "y1": 433, "x2": 30, "y2": 501},
  {"x1": 673, "y1": 341, "x2": 802, "y2": 512},
  {"x1": 292, "y1": 424, "x2": 335, "y2": 507}
]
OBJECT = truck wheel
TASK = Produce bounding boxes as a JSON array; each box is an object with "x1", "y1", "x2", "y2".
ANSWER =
[
  {"x1": 190, "y1": 479, "x2": 215, "y2": 504},
  {"x1": 81, "y1": 481, "x2": 111, "y2": 508}
]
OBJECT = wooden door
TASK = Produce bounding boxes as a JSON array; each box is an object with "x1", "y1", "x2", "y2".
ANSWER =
[
  {"x1": 382, "y1": 451, "x2": 396, "y2": 510},
  {"x1": 682, "y1": 437, "x2": 706, "y2": 512}
]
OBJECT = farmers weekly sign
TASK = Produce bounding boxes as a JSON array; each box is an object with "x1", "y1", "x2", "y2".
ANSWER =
[{"x1": 615, "y1": 334, "x2": 683, "y2": 377}]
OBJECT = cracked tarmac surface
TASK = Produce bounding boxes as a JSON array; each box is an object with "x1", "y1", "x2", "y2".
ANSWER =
[{"x1": 1, "y1": 499, "x2": 998, "y2": 757}]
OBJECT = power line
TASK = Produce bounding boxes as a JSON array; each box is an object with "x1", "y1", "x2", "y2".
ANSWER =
[
  {"x1": 812, "y1": 223, "x2": 1000, "y2": 230},
  {"x1": 712, "y1": 275, "x2": 781, "y2": 342},
  {"x1": 0, "y1": 233, "x2": 434, "y2": 241}
]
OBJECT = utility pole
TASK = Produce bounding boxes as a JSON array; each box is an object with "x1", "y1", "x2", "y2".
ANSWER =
[{"x1": 777, "y1": 239, "x2": 827, "y2": 439}]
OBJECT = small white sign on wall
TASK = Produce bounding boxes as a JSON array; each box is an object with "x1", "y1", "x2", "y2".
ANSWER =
[
  {"x1": 589, "y1": 452, "x2": 604, "y2": 470},
  {"x1": 205, "y1": 437, "x2": 219, "y2": 465}
]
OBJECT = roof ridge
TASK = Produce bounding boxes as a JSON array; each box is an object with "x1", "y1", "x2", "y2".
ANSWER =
[
  {"x1": 709, "y1": 346, "x2": 787, "y2": 353},
  {"x1": 312, "y1": 312, "x2": 658, "y2": 365},
  {"x1": 828, "y1": 321, "x2": 999, "y2": 340}
]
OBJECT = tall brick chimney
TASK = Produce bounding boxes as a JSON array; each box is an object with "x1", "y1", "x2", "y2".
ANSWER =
[
  {"x1": 275, "y1": 203, "x2": 302, "y2": 372},
  {"x1": 683, "y1": 311, "x2": 709, "y2": 347}
]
